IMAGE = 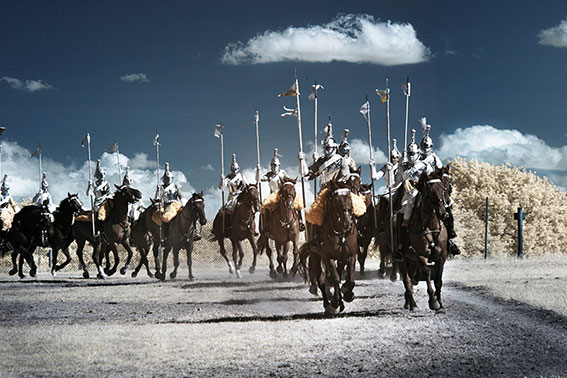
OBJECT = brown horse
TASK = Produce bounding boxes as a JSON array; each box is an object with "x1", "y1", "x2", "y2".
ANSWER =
[
  {"x1": 354, "y1": 183, "x2": 375, "y2": 275},
  {"x1": 72, "y1": 185, "x2": 141, "y2": 279},
  {"x1": 398, "y1": 167, "x2": 449, "y2": 311},
  {"x1": 130, "y1": 202, "x2": 157, "y2": 278},
  {"x1": 299, "y1": 180, "x2": 358, "y2": 315},
  {"x1": 211, "y1": 184, "x2": 260, "y2": 278},
  {"x1": 257, "y1": 177, "x2": 300, "y2": 278},
  {"x1": 373, "y1": 188, "x2": 403, "y2": 282},
  {"x1": 156, "y1": 192, "x2": 207, "y2": 281}
]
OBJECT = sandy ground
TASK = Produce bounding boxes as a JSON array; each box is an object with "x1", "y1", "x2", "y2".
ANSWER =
[{"x1": 1, "y1": 256, "x2": 567, "y2": 377}]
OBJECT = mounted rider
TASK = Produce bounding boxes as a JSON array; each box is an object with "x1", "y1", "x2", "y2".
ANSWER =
[
  {"x1": 338, "y1": 129, "x2": 356, "y2": 173},
  {"x1": 418, "y1": 119, "x2": 460, "y2": 256},
  {"x1": 0, "y1": 175, "x2": 19, "y2": 252},
  {"x1": 32, "y1": 172, "x2": 56, "y2": 246},
  {"x1": 219, "y1": 154, "x2": 249, "y2": 233},
  {"x1": 261, "y1": 148, "x2": 305, "y2": 233},
  {"x1": 92, "y1": 160, "x2": 111, "y2": 212},
  {"x1": 122, "y1": 167, "x2": 144, "y2": 223}
]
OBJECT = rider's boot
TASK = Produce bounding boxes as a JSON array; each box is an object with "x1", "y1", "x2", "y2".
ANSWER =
[
  {"x1": 445, "y1": 208, "x2": 457, "y2": 239},
  {"x1": 297, "y1": 210, "x2": 305, "y2": 232},
  {"x1": 448, "y1": 239, "x2": 461, "y2": 256},
  {"x1": 193, "y1": 220, "x2": 201, "y2": 241}
]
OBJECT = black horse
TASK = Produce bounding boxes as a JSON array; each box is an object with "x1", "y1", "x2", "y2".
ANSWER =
[{"x1": 6, "y1": 204, "x2": 54, "y2": 278}]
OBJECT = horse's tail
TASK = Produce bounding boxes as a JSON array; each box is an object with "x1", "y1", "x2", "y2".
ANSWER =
[{"x1": 297, "y1": 241, "x2": 315, "y2": 282}]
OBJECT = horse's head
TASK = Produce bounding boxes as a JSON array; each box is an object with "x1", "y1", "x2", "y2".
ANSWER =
[
  {"x1": 242, "y1": 184, "x2": 261, "y2": 213},
  {"x1": 328, "y1": 180, "x2": 355, "y2": 236},
  {"x1": 66, "y1": 192, "x2": 84, "y2": 214},
  {"x1": 114, "y1": 185, "x2": 142, "y2": 203},
  {"x1": 344, "y1": 168, "x2": 362, "y2": 193},
  {"x1": 359, "y1": 184, "x2": 372, "y2": 206},
  {"x1": 417, "y1": 169, "x2": 448, "y2": 221},
  {"x1": 189, "y1": 191, "x2": 207, "y2": 225},
  {"x1": 279, "y1": 177, "x2": 297, "y2": 209}
]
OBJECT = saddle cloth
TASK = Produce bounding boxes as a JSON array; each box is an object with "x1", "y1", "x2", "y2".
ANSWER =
[
  {"x1": 261, "y1": 189, "x2": 304, "y2": 214},
  {"x1": 75, "y1": 200, "x2": 112, "y2": 222},
  {"x1": 305, "y1": 189, "x2": 367, "y2": 226},
  {"x1": 0, "y1": 207, "x2": 15, "y2": 231},
  {"x1": 151, "y1": 201, "x2": 183, "y2": 225}
]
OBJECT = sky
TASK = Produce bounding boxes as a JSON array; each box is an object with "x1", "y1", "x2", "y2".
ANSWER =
[{"x1": 2, "y1": 0, "x2": 567, "y2": 219}]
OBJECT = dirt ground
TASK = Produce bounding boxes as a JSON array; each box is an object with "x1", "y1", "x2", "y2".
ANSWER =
[{"x1": 1, "y1": 255, "x2": 567, "y2": 377}]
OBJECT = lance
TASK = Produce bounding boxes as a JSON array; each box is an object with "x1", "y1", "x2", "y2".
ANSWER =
[
  {"x1": 116, "y1": 145, "x2": 122, "y2": 182},
  {"x1": 362, "y1": 96, "x2": 378, "y2": 227},
  {"x1": 214, "y1": 123, "x2": 225, "y2": 233},
  {"x1": 402, "y1": 77, "x2": 411, "y2": 161},
  {"x1": 311, "y1": 81, "x2": 324, "y2": 195},
  {"x1": 31, "y1": 143, "x2": 43, "y2": 189},
  {"x1": 83, "y1": 133, "x2": 97, "y2": 238},
  {"x1": 254, "y1": 109, "x2": 262, "y2": 202},
  {"x1": 0, "y1": 126, "x2": 6, "y2": 179},
  {"x1": 294, "y1": 78, "x2": 308, "y2": 231},
  {"x1": 384, "y1": 83, "x2": 395, "y2": 255},
  {"x1": 153, "y1": 131, "x2": 163, "y2": 267}
]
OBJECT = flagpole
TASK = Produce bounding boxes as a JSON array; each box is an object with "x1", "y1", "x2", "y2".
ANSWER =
[
  {"x1": 116, "y1": 146, "x2": 122, "y2": 182},
  {"x1": 85, "y1": 133, "x2": 96, "y2": 238},
  {"x1": 254, "y1": 109, "x2": 262, "y2": 202},
  {"x1": 294, "y1": 78, "x2": 307, "y2": 232},
  {"x1": 313, "y1": 82, "x2": 319, "y2": 196},
  {"x1": 154, "y1": 131, "x2": 163, "y2": 256},
  {"x1": 0, "y1": 127, "x2": 5, "y2": 179},
  {"x1": 219, "y1": 124, "x2": 225, "y2": 233},
  {"x1": 364, "y1": 96, "x2": 378, "y2": 227},
  {"x1": 38, "y1": 145, "x2": 43, "y2": 190},
  {"x1": 403, "y1": 77, "x2": 411, "y2": 160},
  {"x1": 385, "y1": 83, "x2": 395, "y2": 255}
]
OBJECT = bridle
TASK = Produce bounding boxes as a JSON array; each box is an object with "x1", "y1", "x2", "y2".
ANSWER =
[
  {"x1": 278, "y1": 181, "x2": 297, "y2": 230},
  {"x1": 329, "y1": 188, "x2": 355, "y2": 244},
  {"x1": 420, "y1": 177, "x2": 448, "y2": 247}
]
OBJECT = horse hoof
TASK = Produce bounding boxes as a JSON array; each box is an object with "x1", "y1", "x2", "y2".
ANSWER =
[
  {"x1": 189, "y1": 276, "x2": 194, "y2": 282},
  {"x1": 269, "y1": 270, "x2": 277, "y2": 279},
  {"x1": 170, "y1": 272, "x2": 177, "y2": 280},
  {"x1": 120, "y1": 268, "x2": 127, "y2": 275},
  {"x1": 8, "y1": 269, "x2": 17, "y2": 276},
  {"x1": 276, "y1": 266, "x2": 283, "y2": 274},
  {"x1": 390, "y1": 274, "x2": 398, "y2": 282},
  {"x1": 83, "y1": 271, "x2": 90, "y2": 279},
  {"x1": 403, "y1": 302, "x2": 409, "y2": 310},
  {"x1": 309, "y1": 284, "x2": 318, "y2": 296},
  {"x1": 324, "y1": 304, "x2": 339, "y2": 316},
  {"x1": 235, "y1": 270, "x2": 241, "y2": 278},
  {"x1": 131, "y1": 271, "x2": 138, "y2": 278},
  {"x1": 30, "y1": 269, "x2": 37, "y2": 278},
  {"x1": 343, "y1": 291, "x2": 355, "y2": 303},
  {"x1": 97, "y1": 273, "x2": 105, "y2": 280},
  {"x1": 429, "y1": 300, "x2": 441, "y2": 311},
  {"x1": 249, "y1": 266, "x2": 255, "y2": 274},
  {"x1": 282, "y1": 271, "x2": 288, "y2": 279},
  {"x1": 18, "y1": 274, "x2": 26, "y2": 279},
  {"x1": 51, "y1": 270, "x2": 57, "y2": 277},
  {"x1": 377, "y1": 270, "x2": 385, "y2": 279},
  {"x1": 104, "y1": 268, "x2": 110, "y2": 275},
  {"x1": 148, "y1": 272, "x2": 154, "y2": 278}
]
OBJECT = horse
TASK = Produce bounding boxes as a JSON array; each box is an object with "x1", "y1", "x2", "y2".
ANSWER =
[
  {"x1": 5, "y1": 204, "x2": 54, "y2": 278},
  {"x1": 130, "y1": 202, "x2": 157, "y2": 278},
  {"x1": 72, "y1": 185, "x2": 142, "y2": 279},
  {"x1": 211, "y1": 184, "x2": 260, "y2": 278},
  {"x1": 156, "y1": 192, "x2": 207, "y2": 281},
  {"x1": 373, "y1": 188, "x2": 403, "y2": 282},
  {"x1": 298, "y1": 180, "x2": 358, "y2": 315},
  {"x1": 354, "y1": 183, "x2": 375, "y2": 275},
  {"x1": 257, "y1": 177, "x2": 300, "y2": 278},
  {"x1": 398, "y1": 167, "x2": 449, "y2": 311}
]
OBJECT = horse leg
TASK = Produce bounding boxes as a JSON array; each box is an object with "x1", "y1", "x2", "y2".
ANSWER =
[
  {"x1": 93, "y1": 243, "x2": 107, "y2": 279},
  {"x1": 281, "y1": 241, "x2": 289, "y2": 278},
  {"x1": 75, "y1": 239, "x2": 90, "y2": 279},
  {"x1": 342, "y1": 255, "x2": 356, "y2": 303},
  {"x1": 217, "y1": 238, "x2": 233, "y2": 274},
  {"x1": 159, "y1": 246, "x2": 171, "y2": 281},
  {"x1": 276, "y1": 242, "x2": 284, "y2": 274},
  {"x1": 56, "y1": 247, "x2": 72, "y2": 273},
  {"x1": 18, "y1": 252, "x2": 26, "y2": 278},
  {"x1": 170, "y1": 246, "x2": 180, "y2": 280},
  {"x1": 9, "y1": 251, "x2": 18, "y2": 276},
  {"x1": 248, "y1": 234, "x2": 257, "y2": 274},
  {"x1": 419, "y1": 255, "x2": 440, "y2": 311},
  {"x1": 186, "y1": 241, "x2": 195, "y2": 281},
  {"x1": 131, "y1": 248, "x2": 144, "y2": 278},
  {"x1": 323, "y1": 258, "x2": 342, "y2": 314},
  {"x1": 357, "y1": 240, "x2": 367, "y2": 275},
  {"x1": 230, "y1": 239, "x2": 241, "y2": 278},
  {"x1": 24, "y1": 248, "x2": 37, "y2": 278},
  {"x1": 153, "y1": 242, "x2": 162, "y2": 278},
  {"x1": 264, "y1": 237, "x2": 277, "y2": 279},
  {"x1": 400, "y1": 262, "x2": 416, "y2": 310},
  {"x1": 434, "y1": 262, "x2": 445, "y2": 309},
  {"x1": 308, "y1": 251, "x2": 321, "y2": 296},
  {"x1": 289, "y1": 239, "x2": 299, "y2": 277},
  {"x1": 119, "y1": 241, "x2": 135, "y2": 275},
  {"x1": 105, "y1": 243, "x2": 119, "y2": 276}
]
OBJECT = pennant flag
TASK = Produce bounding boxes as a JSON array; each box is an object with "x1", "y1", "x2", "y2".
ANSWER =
[
  {"x1": 280, "y1": 106, "x2": 298, "y2": 117},
  {"x1": 278, "y1": 82, "x2": 298, "y2": 97},
  {"x1": 402, "y1": 79, "x2": 411, "y2": 96},
  {"x1": 376, "y1": 89, "x2": 389, "y2": 105},
  {"x1": 153, "y1": 132, "x2": 160, "y2": 146},
  {"x1": 308, "y1": 83, "x2": 324, "y2": 100},
  {"x1": 0, "y1": 127, "x2": 5, "y2": 136},
  {"x1": 360, "y1": 101, "x2": 370, "y2": 121},
  {"x1": 108, "y1": 142, "x2": 119, "y2": 153},
  {"x1": 81, "y1": 133, "x2": 89, "y2": 147},
  {"x1": 214, "y1": 124, "x2": 223, "y2": 138},
  {"x1": 30, "y1": 146, "x2": 41, "y2": 158}
]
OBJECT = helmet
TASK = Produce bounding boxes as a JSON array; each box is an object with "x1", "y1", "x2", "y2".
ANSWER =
[
  {"x1": 94, "y1": 160, "x2": 105, "y2": 180},
  {"x1": 407, "y1": 129, "x2": 420, "y2": 164},
  {"x1": 230, "y1": 154, "x2": 240, "y2": 174},
  {"x1": 419, "y1": 117, "x2": 433, "y2": 155},
  {"x1": 338, "y1": 129, "x2": 351, "y2": 157},
  {"x1": 1, "y1": 175, "x2": 9, "y2": 193},
  {"x1": 322, "y1": 121, "x2": 337, "y2": 158},
  {"x1": 41, "y1": 173, "x2": 49, "y2": 191},
  {"x1": 122, "y1": 166, "x2": 131, "y2": 187},
  {"x1": 270, "y1": 148, "x2": 281, "y2": 173},
  {"x1": 162, "y1": 162, "x2": 173, "y2": 185},
  {"x1": 390, "y1": 139, "x2": 401, "y2": 164}
]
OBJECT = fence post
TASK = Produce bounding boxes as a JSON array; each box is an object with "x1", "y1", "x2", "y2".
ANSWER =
[
  {"x1": 484, "y1": 197, "x2": 488, "y2": 260},
  {"x1": 514, "y1": 207, "x2": 526, "y2": 259}
]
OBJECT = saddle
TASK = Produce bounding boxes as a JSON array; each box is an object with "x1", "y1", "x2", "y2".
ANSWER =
[
  {"x1": 151, "y1": 201, "x2": 183, "y2": 225},
  {"x1": 75, "y1": 200, "x2": 112, "y2": 222},
  {"x1": 305, "y1": 188, "x2": 367, "y2": 226}
]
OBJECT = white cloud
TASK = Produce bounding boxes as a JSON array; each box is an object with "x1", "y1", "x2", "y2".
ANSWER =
[
  {"x1": 350, "y1": 138, "x2": 388, "y2": 166},
  {"x1": 201, "y1": 164, "x2": 215, "y2": 171},
  {"x1": 221, "y1": 14, "x2": 430, "y2": 66},
  {"x1": 1, "y1": 76, "x2": 54, "y2": 92},
  {"x1": 120, "y1": 73, "x2": 149, "y2": 83},
  {"x1": 538, "y1": 18, "x2": 567, "y2": 47}
]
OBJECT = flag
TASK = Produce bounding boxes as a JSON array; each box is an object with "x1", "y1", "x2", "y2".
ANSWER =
[
  {"x1": 376, "y1": 89, "x2": 389, "y2": 105},
  {"x1": 31, "y1": 146, "x2": 41, "y2": 158},
  {"x1": 214, "y1": 124, "x2": 222, "y2": 138},
  {"x1": 280, "y1": 106, "x2": 298, "y2": 117},
  {"x1": 402, "y1": 79, "x2": 411, "y2": 96},
  {"x1": 153, "y1": 132, "x2": 160, "y2": 146},
  {"x1": 360, "y1": 101, "x2": 370, "y2": 121},
  {"x1": 0, "y1": 127, "x2": 5, "y2": 136},
  {"x1": 81, "y1": 133, "x2": 90, "y2": 147},
  {"x1": 308, "y1": 83, "x2": 324, "y2": 100},
  {"x1": 108, "y1": 142, "x2": 119, "y2": 153},
  {"x1": 278, "y1": 82, "x2": 298, "y2": 97}
]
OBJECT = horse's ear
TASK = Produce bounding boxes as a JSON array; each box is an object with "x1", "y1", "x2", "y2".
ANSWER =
[
  {"x1": 200, "y1": 191, "x2": 203, "y2": 196},
  {"x1": 356, "y1": 166, "x2": 362, "y2": 175},
  {"x1": 292, "y1": 176, "x2": 297, "y2": 184},
  {"x1": 115, "y1": 184, "x2": 121, "y2": 190},
  {"x1": 68, "y1": 192, "x2": 71, "y2": 198}
]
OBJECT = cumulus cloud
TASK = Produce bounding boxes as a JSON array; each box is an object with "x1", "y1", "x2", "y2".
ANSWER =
[
  {"x1": 120, "y1": 73, "x2": 149, "y2": 83},
  {"x1": 538, "y1": 18, "x2": 567, "y2": 47},
  {"x1": 221, "y1": 14, "x2": 430, "y2": 66},
  {"x1": 201, "y1": 164, "x2": 215, "y2": 171},
  {"x1": 1, "y1": 76, "x2": 54, "y2": 92}
]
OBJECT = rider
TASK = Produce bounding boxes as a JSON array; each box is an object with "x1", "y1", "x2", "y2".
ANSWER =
[
  {"x1": 219, "y1": 154, "x2": 248, "y2": 233},
  {"x1": 32, "y1": 172, "x2": 55, "y2": 246},
  {"x1": 92, "y1": 160, "x2": 111, "y2": 213},
  {"x1": 122, "y1": 167, "x2": 144, "y2": 223},
  {"x1": 419, "y1": 118, "x2": 460, "y2": 256},
  {"x1": 338, "y1": 129, "x2": 356, "y2": 173},
  {"x1": 371, "y1": 139, "x2": 403, "y2": 233},
  {"x1": 0, "y1": 175, "x2": 18, "y2": 252},
  {"x1": 394, "y1": 129, "x2": 432, "y2": 261},
  {"x1": 261, "y1": 148, "x2": 305, "y2": 233}
]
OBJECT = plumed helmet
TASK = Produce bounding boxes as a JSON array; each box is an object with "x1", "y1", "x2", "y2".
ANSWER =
[
  {"x1": 94, "y1": 159, "x2": 105, "y2": 180},
  {"x1": 41, "y1": 172, "x2": 49, "y2": 190},
  {"x1": 122, "y1": 166, "x2": 131, "y2": 187},
  {"x1": 322, "y1": 121, "x2": 337, "y2": 157},
  {"x1": 338, "y1": 129, "x2": 351, "y2": 157},
  {"x1": 407, "y1": 129, "x2": 420, "y2": 163},
  {"x1": 1, "y1": 175, "x2": 9, "y2": 192},
  {"x1": 419, "y1": 117, "x2": 433, "y2": 154},
  {"x1": 270, "y1": 148, "x2": 281, "y2": 172},
  {"x1": 162, "y1": 162, "x2": 173, "y2": 185},
  {"x1": 230, "y1": 154, "x2": 240, "y2": 174},
  {"x1": 390, "y1": 139, "x2": 401, "y2": 162}
]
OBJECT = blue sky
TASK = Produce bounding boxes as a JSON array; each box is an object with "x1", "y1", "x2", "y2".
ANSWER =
[{"x1": 2, "y1": 0, "x2": 567, "y2": 217}]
